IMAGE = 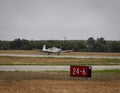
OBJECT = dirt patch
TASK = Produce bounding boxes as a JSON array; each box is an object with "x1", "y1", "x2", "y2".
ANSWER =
[{"x1": 0, "y1": 80, "x2": 120, "y2": 93}]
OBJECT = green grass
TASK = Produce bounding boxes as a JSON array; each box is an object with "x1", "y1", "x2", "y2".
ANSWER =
[
  {"x1": 0, "y1": 56, "x2": 120, "y2": 65},
  {"x1": 0, "y1": 69, "x2": 120, "y2": 81},
  {"x1": 92, "y1": 69, "x2": 120, "y2": 81},
  {"x1": 93, "y1": 69, "x2": 120, "y2": 73}
]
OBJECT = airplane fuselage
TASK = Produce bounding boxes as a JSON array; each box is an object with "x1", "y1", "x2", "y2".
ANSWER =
[{"x1": 42, "y1": 45, "x2": 61, "y2": 55}]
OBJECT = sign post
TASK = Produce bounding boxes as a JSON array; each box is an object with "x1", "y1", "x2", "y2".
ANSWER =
[{"x1": 70, "y1": 66, "x2": 92, "y2": 77}]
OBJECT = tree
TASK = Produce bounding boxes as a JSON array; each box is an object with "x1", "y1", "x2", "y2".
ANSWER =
[
  {"x1": 95, "y1": 37, "x2": 106, "y2": 52},
  {"x1": 10, "y1": 39, "x2": 22, "y2": 49},
  {"x1": 10, "y1": 39, "x2": 32, "y2": 50},
  {"x1": 87, "y1": 37, "x2": 95, "y2": 51},
  {"x1": 111, "y1": 41, "x2": 120, "y2": 52}
]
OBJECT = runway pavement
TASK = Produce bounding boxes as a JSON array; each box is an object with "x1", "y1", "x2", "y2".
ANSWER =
[
  {"x1": 0, "y1": 54, "x2": 120, "y2": 59},
  {"x1": 0, "y1": 65, "x2": 120, "y2": 71}
]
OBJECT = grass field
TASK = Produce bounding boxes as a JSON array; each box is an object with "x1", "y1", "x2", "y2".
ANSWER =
[
  {"x1": 0, "y1": 50, "x2": 120, "y2": 93},
  {"x1": 0, "y1": 56, "x2": 120, "y2": 65},
  {"x1": 0, "y1": 70, "x2": 120, "y2": 93}
]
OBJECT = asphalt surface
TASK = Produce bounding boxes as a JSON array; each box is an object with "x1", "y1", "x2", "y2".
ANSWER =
[
  {"x1": 0, "y1": 54, "x2": 120, "y2": 59},
  {"x1": 0, "y1": 65, "x2": 120, "y2": 71}
]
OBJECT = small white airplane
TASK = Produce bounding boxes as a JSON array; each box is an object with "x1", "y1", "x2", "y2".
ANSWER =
[{"x1": 42, "y1": 45, "x2": 62, "y2": 55}]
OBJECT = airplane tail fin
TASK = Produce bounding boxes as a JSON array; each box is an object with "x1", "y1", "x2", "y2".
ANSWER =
[{"x1": 42, "y1": 45, "x2": 47, "y2": 51}]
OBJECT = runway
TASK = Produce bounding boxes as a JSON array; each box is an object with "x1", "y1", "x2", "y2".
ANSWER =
[
  {"x1": 0, "y1": 54, "x2": 120, "y2": 59},
  {"x1": 0, "y1": 65, "x2": 120, "y2": 71}
]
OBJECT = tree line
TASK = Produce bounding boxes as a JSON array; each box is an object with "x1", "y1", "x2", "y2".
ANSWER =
[{"x1": 0, "y1": 37, "x2": 120, "y2": 52}]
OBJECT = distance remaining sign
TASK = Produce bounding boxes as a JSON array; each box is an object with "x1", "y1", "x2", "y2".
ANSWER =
[{"x1": 70, "y1": 66, "x2": 92, "y2": 77}]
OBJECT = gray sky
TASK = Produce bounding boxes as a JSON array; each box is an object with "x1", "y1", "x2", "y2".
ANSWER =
[{"x1": 0, "y1": 0, "x2": 120, "y2": 40}]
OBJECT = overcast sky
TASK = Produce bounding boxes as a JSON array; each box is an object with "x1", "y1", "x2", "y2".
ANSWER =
[{"x1": 0, "y1": 0, "x2": 120, "y2": 40}]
